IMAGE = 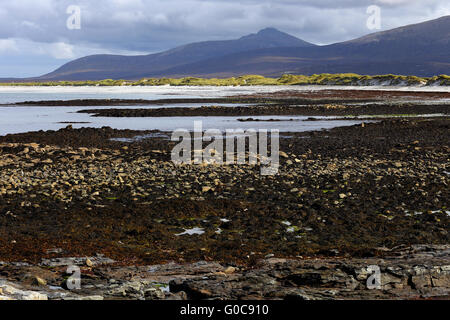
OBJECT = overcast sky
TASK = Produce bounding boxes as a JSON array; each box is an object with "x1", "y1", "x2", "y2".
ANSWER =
[{"x1": 0, "y1": 0, "x2": 448, "y2": 77}]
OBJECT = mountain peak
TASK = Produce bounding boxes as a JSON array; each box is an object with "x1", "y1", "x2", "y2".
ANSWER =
[
  {"x1": 239, "y1": 27, "x2": 315, "y2": 48},
  {"x1": 257, "y1": 27, "x2": 282, "y2": 35},
  {"x1": 242, "y1": 27, "x2": 292, "y2": 39}
]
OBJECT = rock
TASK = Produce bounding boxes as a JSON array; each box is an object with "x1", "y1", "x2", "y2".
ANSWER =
[
  {"x1": 279, "y1": 151, "x2": 289, "y2": 158},
  {"x1": 411, "y1": 275, "x2": 432, "y2": 290},
  {"x1": 0, "y1": 284, "x2": 48, "y2": 300},
  {"x1": 86, "y1": 258, "x2": 94, "y2": 267},
  {"x1": 224, "y1": 266, "x2": 236, "y2": 274},
  {"x1": 80, "y1": 295, "x2": 104, "y2": 300},
  {"x1": 283, "y1": 289, "x2": 317, "y2": 300},
  {"x1": 106, "y1": 281, "x2": 151, "y2": 299},
  {"x1": 40, "y1": 256, "x2": 115, "y2": 267},
  {"x1": 431, "y1": 274, "x2": 450, "y2": 287},
  {"x1": 23, "y1": 292, "x2": 48, "y2": 300},
  {"x1": 380, "y1": 273, "x2": 402, "y2": 288},
  {"x1": 166, "y1": 291, "x2": 187, "y2": 300},
  {"x1": 202, "y1": 186, "x2": 212, "y2": 193},
  {"x1": 26, "y1": 143, "x2": 40, "y2": 150},
  {"x1": 144, "y1": 287, "x2": 166, "y2": 300},
  {"x1": 339, "y1": 193, "x2": 346, "y2": 199},
  {"x1": 33, "y1": 277, "x2": 47, "y2": 287}
]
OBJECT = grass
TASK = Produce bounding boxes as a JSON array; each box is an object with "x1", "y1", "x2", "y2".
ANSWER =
[{"x1": 0, "y1": 73, "x2": 448, "y2": 87}]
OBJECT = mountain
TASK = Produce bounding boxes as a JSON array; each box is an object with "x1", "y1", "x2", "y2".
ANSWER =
[
  {"x1": 38, "y1": 28, "x2": 315, "y2": 81},
  {"x1": 151, "y1": 16, "x2": 450, "y2": 77},
  {"x1": 13, "y1": 16, "x2": 450, "y2": 81}
]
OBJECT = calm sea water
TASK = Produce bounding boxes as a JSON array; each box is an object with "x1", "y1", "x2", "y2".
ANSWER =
[{"x1": 0, "y1": 86, "x2": 447, "y2": 136}]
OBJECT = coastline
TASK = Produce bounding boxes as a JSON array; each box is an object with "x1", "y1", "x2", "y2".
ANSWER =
[
  {"x1": 0, "y1": 88, "x2": 448, "y2": 300},
  {"x1": 0, "y1": 117, "x2": 448, "y2": 299}
]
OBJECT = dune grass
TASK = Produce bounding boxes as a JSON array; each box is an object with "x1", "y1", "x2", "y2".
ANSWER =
[{"x1": 0, "y1": 74, "x2": 448, "y2": 87}]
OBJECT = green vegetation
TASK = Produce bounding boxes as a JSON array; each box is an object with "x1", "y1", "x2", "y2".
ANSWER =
[{"x1": 0, "y1": 73, "x2": 448, "y2": 87}]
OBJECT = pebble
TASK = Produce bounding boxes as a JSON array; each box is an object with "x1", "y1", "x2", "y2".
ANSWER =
[
  {"x1": 86, "y1": 258, "x2": 94, "y2": 267},
  {"x1": 33, "y1": 277, "x2": 47, "y2": 287},
  {"x1": 224, "y1": 266, "x2": 236, "y2": 274}
]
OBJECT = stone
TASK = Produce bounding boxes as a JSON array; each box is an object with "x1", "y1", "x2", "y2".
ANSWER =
[
  {"x1": 0, "y1": 284, "x2": 48, "y2": 300},
  {"x1": 224, "y1": 266, "x2": 236, "y2": 274},
  {"x1": 86, "y1": 258, "x2": 94, "y2": 267},
  {"x1": 279, "y1": 151, "x2": 289, "y2": 159},
  {"x1": 80, "y1": 295, "x2": 104, "y2": 300},
  {"x1": 22, "y1": 292, "x2": 48, "y2": 300},
  {"x1": 33, "y1": 277, "x2": 47, "y2": 287},
  {"x1": 144, "y1": 288, "x2": 166, "y2": 300},
  {"x1": 27, "y1": 143, "x2": 40, "y2": 150},
  {"x1": 166, "y1": 291, "x2": 187, "y2": 300},
  {"x1": 411, "y1": 275, "x2": 432, "y2": 290},
  {"x1": 431, "y1": 274, "x2": 450, "y2": 288}
]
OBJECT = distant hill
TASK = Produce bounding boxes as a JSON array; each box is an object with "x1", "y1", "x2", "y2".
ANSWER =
[
  {"x1": 37, "y1": 28, "x2": 315, "y2": 81},
  {"x1": 152, "y1": 16, "x2": 450, "y2": 78},
  {"x1": 6, "y1": 16, "x2": 450, "y2": 81}
]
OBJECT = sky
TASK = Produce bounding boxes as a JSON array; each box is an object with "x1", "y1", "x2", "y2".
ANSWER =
[{"x1": 0, "y1": 0, "x2": 449, "y2": 78}]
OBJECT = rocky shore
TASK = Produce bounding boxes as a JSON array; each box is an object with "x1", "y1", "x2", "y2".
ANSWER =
[
  {"x1": 0, "y1": 245, "x2": 449, "y2": 300},
  {"x1": 77, "y1": 103, "x2": 449, "y2": 118},
  {"x1": 0, "y1": 93, "x2": 448, "y2": 299}
]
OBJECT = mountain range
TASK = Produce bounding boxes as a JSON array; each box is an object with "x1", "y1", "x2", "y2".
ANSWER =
[{"x1": 7, "y1": 16, "x2": 450, "y2": 81}]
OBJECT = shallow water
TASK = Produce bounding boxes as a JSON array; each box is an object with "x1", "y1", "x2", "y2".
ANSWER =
[
  {"x1": 1, "y1": 85, "x2": 449, "y2": 104},
  {"x1": 0, "y1": 106, "x2": 366, "y2": 136},
  {"x1": 0, "y1": 86, "x2": 446, "y2": 136}
]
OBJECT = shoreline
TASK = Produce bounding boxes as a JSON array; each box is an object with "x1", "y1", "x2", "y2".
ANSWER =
[
  {"x1": 0, "y1": 119, "x2": 448, "y2": 263},
  {"x1": 0, "y1": 89, "x2": 448, "y2": 300}
]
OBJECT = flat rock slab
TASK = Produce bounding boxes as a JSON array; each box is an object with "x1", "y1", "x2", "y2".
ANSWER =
[{"x1": 0, "y1": 245, "x2": 448, "y2": 300}]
